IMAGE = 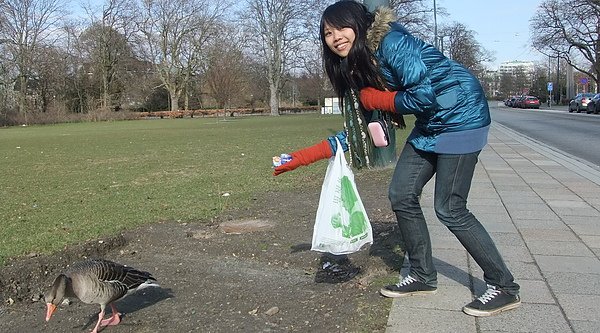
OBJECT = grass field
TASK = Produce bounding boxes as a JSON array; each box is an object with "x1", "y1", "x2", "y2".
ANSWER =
[{"x1": 0, "y1": 114, "x2": 412, "y2": 264}]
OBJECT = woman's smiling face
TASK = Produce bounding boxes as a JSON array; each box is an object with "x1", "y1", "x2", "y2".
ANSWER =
[{"x1": 323, "y1": 23, "x2": 355, "y2": 58}]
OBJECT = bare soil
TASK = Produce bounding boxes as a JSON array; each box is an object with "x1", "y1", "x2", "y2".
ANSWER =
[{"x1": 0, "y1": 171, "x2": 405, "y2": 333}]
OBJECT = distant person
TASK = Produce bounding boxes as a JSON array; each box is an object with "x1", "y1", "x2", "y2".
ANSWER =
[{"x1": 274, "y1": 0, "x2": 520, "y2": 317}]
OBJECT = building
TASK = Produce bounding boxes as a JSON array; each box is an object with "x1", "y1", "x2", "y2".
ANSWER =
[
  {"x1": 321, "y1": 97, "x2": 341, "y2": 114},
  {"x1": 498, "y1": 61, "x2": 535, "y2": 76}
]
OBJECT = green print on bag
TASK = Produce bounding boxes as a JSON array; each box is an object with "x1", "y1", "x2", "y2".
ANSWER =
[{"x1": 330, "y1": 175, "x2": 368, "y2": 241}]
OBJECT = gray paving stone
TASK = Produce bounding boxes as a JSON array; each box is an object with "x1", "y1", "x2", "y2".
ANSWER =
[
  {"x1": 520, "y1": 228, "x2": 579, "y2": 242},
  {"x1": 580, "y1": 235, "x2": 600, "y2": 248},
  {"x1": 552, "y1": 206, "x2": 600, "y2": 218},
  {"x1": 570, "y1": 320, "x2": 600, "y2": 333},
  {"x1": 476, "y1": 303, "x2": 571, "y2": 333},
  {"x1": 386, "y1": 308, "x2": 475, "y2": 333},
  {"x1": 555, "y1": 294, "x2": 600, "y2": 322},
  {"x1": 526, "y1": 240, "x2": 596, "y2": 257},
  {"x1": 544, "y1": 272, "x2": 600, "y2": 295},
  {"x1": 503, "y1": 261, "x2": 543, "y2": 280},
  {"x1": 534, "y1": 255, "x2": 600, "y2": 274},
  {"x1": 498, "y1": 194, "x2": 546, "y2": 204},
  {"x1": 432, "y1": 248, "x2": 469, "y2": 269},
  {"x1": 517, "y1": 279, "x2": 555, "y2": 304},
  {"x1": 507, "y1": 208, "x2": 560, "y2": 221},
  {"x1": 513, "y1": 219, "x2": 569, "y2": 230},
  {"x1": 569, "y1": 224, "x2": 600, "y2": 236}
]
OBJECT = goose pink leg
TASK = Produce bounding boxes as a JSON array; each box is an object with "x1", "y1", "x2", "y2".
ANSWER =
[
  {"x1": 91, "y1": 309, "x2": 105, "y2": 333},
  {"x1": 91, "y1": 304, "x2": 121, "y2": 333},
  {"x1": 100, "y1": 304, "x2": 121, "y2": 326}
]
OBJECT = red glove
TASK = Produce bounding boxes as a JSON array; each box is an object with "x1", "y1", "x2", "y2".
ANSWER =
[
  {"x1": 360, "y1": 87, "x2": 396, "y2": 112},
  {"x1": 273, "y1": 140, "x2": 333, "y2": 176}
]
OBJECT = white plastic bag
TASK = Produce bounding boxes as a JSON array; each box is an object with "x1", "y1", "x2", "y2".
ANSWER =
[{"x1": 311, "y1": 139, "x2": 373, "y2": 255}]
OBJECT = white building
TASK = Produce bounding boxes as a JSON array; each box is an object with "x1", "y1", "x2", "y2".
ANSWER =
[
  {"x1": 321, "y1": 97, "x2": 341, "y2": 114},
  {"x1": 498, "y1": 61, "x2": 535, "y2": 76}
]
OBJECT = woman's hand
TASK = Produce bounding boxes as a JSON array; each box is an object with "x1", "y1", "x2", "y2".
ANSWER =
[
  {"x1": 359, "y1": 87, "x2": 397, "y2": 113},
  {"x1": 273, "y1": 140, "x2": 333, "y2": 176}
]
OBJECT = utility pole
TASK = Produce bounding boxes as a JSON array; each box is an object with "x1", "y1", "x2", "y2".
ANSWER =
[
  {"x1": 556, "y1": 56, "x2": 560, "y2": 104},
  {"x1": 434, "y1": 0, "x2": 438, "y2": 49},
  {"x1": 548, "y1": 54, "x2": 552, "y2": 107}
]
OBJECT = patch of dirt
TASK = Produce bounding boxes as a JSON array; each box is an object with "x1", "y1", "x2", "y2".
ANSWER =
[{"x1": 0, "y1": 171, "x2": 405, "y2": 332}]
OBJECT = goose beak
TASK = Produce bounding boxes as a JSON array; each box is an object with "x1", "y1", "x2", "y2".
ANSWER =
[{"x1": 45, "y1": 303, "x2": 57, "y2": 321}]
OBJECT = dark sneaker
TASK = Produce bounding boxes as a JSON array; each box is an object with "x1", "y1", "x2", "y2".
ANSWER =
[
  {"x1": 463, "y1": 284, "x2": 521, "y2": 317},
  {"x1": 380, "y1": 275, "x2": 437, "y2": 298}
]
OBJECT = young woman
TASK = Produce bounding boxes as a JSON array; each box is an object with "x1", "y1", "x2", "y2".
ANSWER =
[{"x1": 274, "y1": 0, "x2": 520, "y2": 317}]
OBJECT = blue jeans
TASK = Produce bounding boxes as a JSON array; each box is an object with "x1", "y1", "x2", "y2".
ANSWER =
[{"x1": 389, "y1": 143, "x2": 520, "y2": 296}]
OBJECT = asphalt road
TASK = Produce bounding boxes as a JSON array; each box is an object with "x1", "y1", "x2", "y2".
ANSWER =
[{"x1": 489, "y1": 102, "x2": 600, "y2": 167}]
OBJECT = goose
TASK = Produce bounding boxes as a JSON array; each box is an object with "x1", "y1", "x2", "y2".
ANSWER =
[{"x1": 44, "y1": 259, "x2": 159, "y2": 333}]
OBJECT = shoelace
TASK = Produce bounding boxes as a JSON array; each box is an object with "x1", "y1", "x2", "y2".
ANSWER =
[
  {"x1": 477, "y1": 285, "x2": 502, "y2": 304},
  {"x1": 396, "y1": 275, "x2": 417, "y2": 287}
]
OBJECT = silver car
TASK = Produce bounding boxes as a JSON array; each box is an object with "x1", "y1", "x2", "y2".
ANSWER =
[
  {"x1": 586, "y1": 93, "x2": 600, "y2": 114},
  {"x1": 568, "y1": 93, "x2": 595, "y2": 113}
]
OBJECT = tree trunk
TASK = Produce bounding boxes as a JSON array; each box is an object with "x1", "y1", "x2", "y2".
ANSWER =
[
  {"x1": 170, "y1": 90, "x2": 179, "y2": 111},
  {"x1": 102, "y1": 72, "x2": 110, "y2": 109},
  {"x1": 19, "y1": 74, "x2": 28, "y2": 124},
  {"x1": 269, "y1": 83, "x2": 279, "y2": 116}
]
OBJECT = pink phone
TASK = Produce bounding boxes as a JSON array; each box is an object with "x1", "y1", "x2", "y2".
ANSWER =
[{"x1": 368, "y1": 120, "x2": 389, "y2": 147}]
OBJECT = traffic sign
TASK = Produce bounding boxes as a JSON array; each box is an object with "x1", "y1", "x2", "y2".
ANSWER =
[{"x1": 547, "y1": 82, "x2": 553, "y2": 92}]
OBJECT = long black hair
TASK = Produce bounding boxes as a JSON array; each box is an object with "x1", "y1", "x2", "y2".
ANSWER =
[{"x1": 320, "y1": 0, "x2": 384, "y2": 99}]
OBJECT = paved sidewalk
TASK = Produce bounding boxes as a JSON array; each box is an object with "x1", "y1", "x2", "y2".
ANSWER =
[{"x1": 385, "y1": 122, "x2": 600, "y2": 333}]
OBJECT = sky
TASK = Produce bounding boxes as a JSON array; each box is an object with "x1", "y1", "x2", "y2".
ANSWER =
[
  {"x1": 70, "y1": 0, "x2": 544, "y2": 70},
  {"x1": 437, "y1": 0, "x2": 545, "y2": 69}
]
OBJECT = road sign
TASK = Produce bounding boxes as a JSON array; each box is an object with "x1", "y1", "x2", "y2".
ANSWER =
[
  {"x1": 580, "y1": 77, "x2": 589, "y2": 85},
  {"x1": 547, "y1": 82, "x2": 553, "y2": 92}
]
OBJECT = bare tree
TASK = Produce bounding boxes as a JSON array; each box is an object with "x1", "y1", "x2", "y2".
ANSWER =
[
  {"x1": 390, "y1": 0, "x2": 441, "y2": 42},
  {"x1": 240, "y1": 0, "x2": 311, "y2": 116},
  {"x1": 531, "y1": 0, "x2": 600, "y2": 91},
  {"x1": 441, "y1": 22, "x2": 493, "y2": 76},
  {"x1": 294, "y1": 0, "x2": 332, "y2": 106},
  {"x1": 0, "y1": 0, "x2": 67, "y2": 122},
  {"x1": 133, "y1": 0, "x2": 230, "y2": 111},
  {"x1": 80, "y1": 0, "x2": 137, "y2": 110},
  {"x1": 203, "y1": 24, "x2": 247, "y2": 109}
]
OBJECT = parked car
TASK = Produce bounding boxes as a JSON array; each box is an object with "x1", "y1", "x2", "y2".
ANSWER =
[
  {"x1": 519, "y1": 96, "x2": 540, "y2": 109},
  {"x1": 512, "y1": 96, "x2": 526, "y2": 108},
  {"x1": 568, "y1": 93, "x2": 595, "y2": 113},
  {"x1": 585, "y1": 93, "x2": 600, "y2": 114},
  {"x1": 504, "y1": 96, "x2": 515, "y2": 107}
]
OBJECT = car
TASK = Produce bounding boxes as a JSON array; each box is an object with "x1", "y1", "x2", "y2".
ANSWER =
[
  {"x1": 512, "y1": 96, "x2": 526, "y2": 108},
  {"x1": 506, "y1": 96, "x2": 520, "y2": 107},
  {"x1": 585, "y1": 93, "x2": 600, "y2": 114},
  {"x1": 568, "y1": 92, "x2": 595, "y2": 113},
  {"x1": 519, "y1": 96, "x2": 540, "y2": 109}
]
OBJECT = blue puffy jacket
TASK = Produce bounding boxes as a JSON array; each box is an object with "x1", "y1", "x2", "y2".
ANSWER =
[{"x1": 368, "y1": 9, "x2": 490, "y2": 154}]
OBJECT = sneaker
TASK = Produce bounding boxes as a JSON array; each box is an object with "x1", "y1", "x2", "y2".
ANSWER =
[
  {"x1": 463, "y1": 284, "x2": 521, "y2": 317},
  {"x1": 380, "y1": 275, "x2": 437, "y2": 298}
]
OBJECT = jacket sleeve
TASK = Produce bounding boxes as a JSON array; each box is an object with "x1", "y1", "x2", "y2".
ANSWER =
[
  {"x1": 326, "y1": 130, "x2": 348, "y2": 155},
  {"x1": 378, "y1": 34, "x2": 436, "y2": 115}
]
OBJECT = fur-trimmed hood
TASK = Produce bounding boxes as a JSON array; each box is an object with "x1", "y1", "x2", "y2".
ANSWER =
[{"x1": 366, "y1": 7, "x2": 397, "y2": 52}]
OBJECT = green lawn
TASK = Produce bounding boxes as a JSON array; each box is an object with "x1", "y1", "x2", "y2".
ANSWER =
[{"x1": 0, "y1": 114, "x2": 412, "y2": 264}]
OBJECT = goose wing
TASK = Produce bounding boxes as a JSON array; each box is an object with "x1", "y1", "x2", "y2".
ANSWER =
[{"x1": 69, "y1": 259, "x2": 157, "y2": 305}]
